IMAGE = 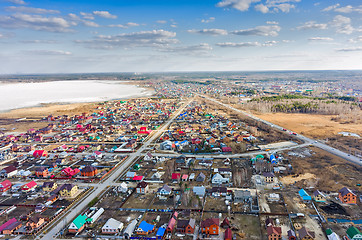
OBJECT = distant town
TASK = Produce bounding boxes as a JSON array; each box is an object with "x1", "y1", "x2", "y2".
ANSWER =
[{"x1": 0, "y1": 71, "x2": 361, "y2": 240}]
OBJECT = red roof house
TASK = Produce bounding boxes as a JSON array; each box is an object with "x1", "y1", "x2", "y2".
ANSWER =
[
  {"x1": 21, "y1": 180, "x2": 37, "y2": 192},
  {"x1": 171, "y1": 173, "x2": 181, "y2": 182},
  {"x1": 33, "y1": 150, "x2": 48, "y2": 158},
  {"x1": 224, "y1": 228, "x2": 232, "y2": 240},
  {"x1": 0, "y1": 180, "x2": 12, "y2": 192}
]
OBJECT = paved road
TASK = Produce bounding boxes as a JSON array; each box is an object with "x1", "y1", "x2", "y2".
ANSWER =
[
  {"x1": 40, "y1": 98, "x2": 194, "y2": 240},
  {"x1": 199, "y1": 94, "x2": 362, "y2": 166}
]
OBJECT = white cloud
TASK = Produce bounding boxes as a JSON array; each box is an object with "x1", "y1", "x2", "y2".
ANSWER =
[
  {"x1": 24, "y1": 50, "x2": 72, "y2": 55},
  {"x1": 336, "y1": 47, "x2": 362, "y2": 52},
  {"x1": 68, "y1": 13, "x2": 80, "y2": 20},
  {"x1": 323, "y1": 4, "x2": 362, "y2": 13},
  {"x1": 5, "y1": 0, "x2": 26, "y2": 5},
  {"x1": 331, "y1": 15, "x2": 354, "y2": 34},
  {"x1": 109, "y1": 22, "x2": 140, "y2": 28},
  {"x1": 160, "y1": 43, "x2": 212, "y2": 55},
  {"x1": 349, "y1": 36, "x2": 362, "y2": 43},
  {"x1": 0, "y1": 13, "x2": 74, "y2": 32},
  {"x1": 82, "y1": 20, "x2": 99, "y2": 27},
  {"x1": 80, "y1": 12, "x2": 94, "y2": 20},
  {"x1": 266, "y1": 21, "x2": 279, "y2": 24},
  {"x1": 201, "y1": 17, "x2": 215, "y2": 23},
  {"x1": 156, "y1": 20, "x2": 167, "y2": 24},
  {"x1": 297, "y1": 21, "x2": 328, "y2": 30},
  {"x1": 5, "y1": 6, "x2": 60, "y2": 14},
  {"x1": 76, "y1": 30, "x2": 178, "y2": 49},
  {"x1": 216, "y1": 0, "x2": 261, "y2": 12},
  {"x1": 93, "y1": 11, "x2": 117, "y2": 19},
  {"x1": 21, "y1": 39, "x2": 57, "y2": 43},
  {"x1": 308, "y1": 37, "x2": 334, "y2": 41},
  {"x1": 170, "y1": 24, "x2": 177, "y2": 28},
  {"x1": 322, "y1": 4, "x2": 340, "y2": 12},
  {"x1": 231, "y1": 24, "x2": 281, "y2": 36},
  {"x1": 188, "y1": 28, "x2": 228, "y2": 35},
  {"x1": 217, "y1": 42, "x2": 261, "y2": 47},
  {"x1": 255, "y1": 4, "x2": 269, "y2": 13}
]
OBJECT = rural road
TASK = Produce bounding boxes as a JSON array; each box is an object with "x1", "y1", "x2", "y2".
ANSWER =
[
  {"x1": 40, "y1": 98, "x2": 194, "y2": 239},
  {"x1": 199, "y1": 94, "x2": 362, "y2": 166}
]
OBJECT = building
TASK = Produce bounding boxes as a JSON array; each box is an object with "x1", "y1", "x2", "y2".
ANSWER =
[
  {"x1": 263, "y1": 172, "x2": 275, "y2": 183},
  {"x1": 211, "y1": 173, "x2": 229, "y2": 185},
  {"x1": 196, "y1": 172, "x2": 206, "y2": 182},
  {"x1": 346, "y1": 226, "x2": 362, "y2": 240},
  {"x1": 26, "y1": 215, "x2": 45, "y2": 231},
  {"x1": 81, "y1": 166, "x2": 98, "y2": 177},
  {"x1": 201, "y1": 218, "x2": 219, "y2": 235},
  {"x1": 325, "y1": 228, "x2": 341, "y2": 240},
  {"x1": 166, "y1": 212, "x2": 178, "y2": 233},
  {"x1": 267, "y1": 225, "x2": 282, "y2": 240},
  {"x1": 58, "y1": 184, "x2": 78, "y2": 198},
  {"x1": 124, "y1": 219, "x2": 137, "y2": 239},
  {"x1": 42, "y1": 182, "x2": 58, "y2": 192},
  {"x1": 21, "y1": 180, "x2": 37, "y2": 192},
  {"x1": 69, "y1": 214, "x2": 88, "y2": 233},
  {"x1": 193, "y1": 186, "x2": 206, "y2": 197},
  {"x1": 102, "y1": 218, "x2": 123, "y2": 234},
  {"x1": 136, "y1": 181, "x2": 149, "y2": 194},
  {"x1": 0, "y1": 180, "x2": 12, "y2": 192},
  {"x1": 35, "y1": 167, "x2": 49, "y2": 178},
  {"x1": 298, "y1": 227, "x2": 315, "y2": 240},
  {"x1": 338, "y1": 187, "x2": 357, "y2": 204},
  {"x1": 157, "y1": 184, "x2": 172, "y2": 200},
  {"x1": 176, "y1": 218, "x2": 195, "y2": 234},
  {"x1": 0, "y1": 165, "x2": 17, "y2": 178},
  {"x1": 298, "y1": 189, "x2": 312, "y2": 201},
  {"x1": 234, "y1": 190, "x2": 252, "y2": 203},
  {"x1": 313, "y1": 190, "x2": 326, "y2": 202},
  {"x1": 135, "y1": 221, "x2": 155, "y2": 235},
  {"x1": 0, "y1": 218, "x2": 21, "y2": 234},
  {"x1": 287, "y1": 229, "x2": 297, "y2": 240},
  {"x1": 118, "y1": 182, "x2": 128, "y2": 193},
  {"x1": 224, "y1": 228, "x2": 232, "y2": 240}
]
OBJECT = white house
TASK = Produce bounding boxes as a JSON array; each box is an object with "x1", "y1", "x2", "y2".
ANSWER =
[
  {"x1": 102, "y1": 218, "x2": 124, "y2": 234},
  {"x1": 193, "y1": 186, "x2": 206, "y2": 197},
  {"x1": 118, "y1": 182, "x2": 128, "y2": 193},
  {"x1": 144, "y1": 152, "x2": 153, "y2": 161},
  {"x1": 211, "y1": 173, "x2": 229, "y2": 185},
  {"x1": 157, "y1": 185, "x2": 172, "y2": 200}
]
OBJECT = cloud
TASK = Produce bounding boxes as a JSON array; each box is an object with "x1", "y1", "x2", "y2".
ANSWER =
[
  {"x1": 82, "y1": 20, "x2": 99, "y2": 27},
  {"x1": 93, "y1": 11, "x2": 117, "y2": 19},
  {"x1": 308, "y1": 37, "x2": 334, "y2": 41},
  {"x1": 217, "y1": 42, "x2": 261, "y2": 47},
  {"x1": 76, "y1": 30, "x2": 178, "y2": 49},
  {"x1": 24, "y1": 50, "x2": 72, "y2": 55},
  {"x1": 201, "y1": 17, "x2": 215, "y2": 23},
  {"x1": 156, "y1": 20, "x2": 167, "y2": 24},
  {"x1": 159, "y1": 43, "x2": 212, "y2": 55},
  {"x1": 336, "y1": 47, "x2": 362, "y2": 52},
  {"x1": 187, "y1": 28, "x2": 228, "y2": 35},
  {"x1": 5, "y1": 6, "x2": 60, "y2": 14},
  {"x1": 0, "y1": 13, "x2": 74, "y2": 32},
  {"x1": 255, "y1": 4, "x2": 269, "y2": 13},
  {"x1": 331, "y1": 15, "x2": 353, "y2": 34},
  {"x1": 349, "y1": 36, "x2": 362, "y2": 43},
  {"x1": 217, "y1": 0, "x2": 260, "y2": 12},
  {"x1": 20, "y1": 39, "x2": 57, "y2": 43},
  {"x1": 323, "y1": 4, "x2": 362, "y2": 13},
  {"x1": 5, "y1": 0, "x2": 26, "y2": 5},
  {"x1": 80, "y1": 12, "x2": 94, "y2": 20},
  {"x1": 297, "y1": 21, "x2": 328, "y2": 30},
  {"x1": 109, "y1": 22, "x2": 139, "y2": 28},
  {"x1": 231, "y1": 24, "x2": 281, "y2": 36}
]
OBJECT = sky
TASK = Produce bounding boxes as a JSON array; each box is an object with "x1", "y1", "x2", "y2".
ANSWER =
[{"x1": 0, "y1": 0, "x2": 361, "y2": 74}]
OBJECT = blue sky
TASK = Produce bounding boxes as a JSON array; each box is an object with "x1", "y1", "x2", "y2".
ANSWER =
[{"x1": 0, "y1": 0, "x2": 361, "y2": 73}]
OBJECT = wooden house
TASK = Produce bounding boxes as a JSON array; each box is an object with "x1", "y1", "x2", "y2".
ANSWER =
[
  {"x1": 176, "y1": 218, "x2": 195, "y2": 234},
  {"x1": 35, "y1": 167, "x2": 49, "y2": 178},
  {"x1": 42, "y1": 182, "x2": 58, "y2": 192},
  {"x1": 338, "y1": 187, "x2": 357, "y2": 204},
  {"x1": 298, "y1": 227, "x2": 315, "y2": 240},
  {"x1": 201, "y1": 218, "x2": 219, "y2": 235}
]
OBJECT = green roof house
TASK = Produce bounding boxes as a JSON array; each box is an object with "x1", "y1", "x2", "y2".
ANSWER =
[
  {"x1": 69, "y1": 214, "x2": 88, "y2": 233},
  {"x1": 347, "y1": 226, "x2": 362, "y2": 240}
]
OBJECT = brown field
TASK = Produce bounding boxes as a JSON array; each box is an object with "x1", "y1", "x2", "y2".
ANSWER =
[{"x1": 253, "y1": 112, "x2": 362, "y2": 139}]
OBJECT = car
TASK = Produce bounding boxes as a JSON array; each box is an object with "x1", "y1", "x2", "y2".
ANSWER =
[
  {"x1": 282, "y1": 128, "x2": 287, "y2": 131},
  {"x1": 292, "y1": 132, "x2": 297, "y2": 135}
]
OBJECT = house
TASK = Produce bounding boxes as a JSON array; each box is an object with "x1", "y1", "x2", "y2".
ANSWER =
[
  {"x1": 189, "y1": 173, "x2": 195, "y2": 181},
  {"x1": 1, "y1": 219, "x2": 22, "y2": 235},
  {"x1": 267, "y1": 225, "x2": 282, "y2": 240},
  {"x1": 287, "y1": 229, "x2": 297, "y2": 240},
  {"x1": 171, "y1": 173, "x2": 181, "y2": 182},
  {"x1": 234, "y1": 190, "x2": 252, "y2": 203},
  {"x1": 338, "y1": 187, "x2": 357, "y2": 204},
  {"x1": 166, "y1": 212, "x2": 178, "y2": 233},
  {"x1": 263, "y1": 172, "x2": 275, "y2": 183},
  {"x1": 81, "y1": 166, "x2": 98, "y2": 177},
  {"x1": 151, "y1": 172, "x2": 162, "y2": 180},
  {"x1": 26, "y1": 215, "x2": 45, "y2": 231},
  {"x1": 42, "y1": 182, "x2": 58, "y2": 192},
  {"x1": 325, "y1": 229, "x2": 341, "y2": 240},
  {"x1": 156, "y1": 227, "x2": 166, "y2": 238},
  {"x1": 58, "y1": 184, "x2": 78, "y2": 198},
  {"x1": 196, "y1": 172, "x2": 206, "y2": 182},
  {"x1": 298, "y1": 227, "x2": 315, "y2": 240},
  {"x1": 221, "y1": 217, "x2": 230, "y2": 229},
  {"x1": 136, "y1": 181, "x2": 149, "y2": 194},
  {"x1": 102, "y1": 218, "x2": 124, "y2": 234},
  {"x1": 218, "y1": 168, "x2": 232, "y2": 178},
  {"x1": 157, "y1": 185, "x2": 172, "y2": 199},
  {"x1": 176, "y1": 218, "x2": 195, "y2": 234},
  {"x1": 126, "y1": 171, "x2": 136, "y2": 180},
  {"x1": 224, "y1": 228, "x2": 232, "y2": 240},
  {"x1": 144, "y1": 152, "x2": 153, "y2": 161},
  {"x1": 69, "y1": 214, "x2": 88, "y2": 233},
  {"x1": 313, "y1": 190, "x2": 326, "y2": 202},
  {"x1": 212, "y1": 187, "x2": 227, "y2": 197},
  {"x1": 201, "y1": 218, "x2": 219, "y2": 235},
  {"x1": 265, "y1": 218, "x2": 274, "y2": 228},
  {"x1": 61, "y1": 167, "x2": 80, "y2": 177},
  {"x1": 193, "y1": 186, "x2": 206, "y2": 197},
  {"x1": 21, "y1": 180, "x2": 37, "y2": 192},
  {"x1": 33, "y1": 150, "x2": 48, "y2": 158},
  {"x1": 35, "y1": 167, "x2": 49, "y2": 178},
  {"x1": 0, "y1": 180, "x2": 12, "y2": 192},
  {"x1": 181, "y1": 174, "x2": 188, "y2": 181},
  {"x1": 118, "y1": 182, "x2": 128, "y2": 193},
  {"x1": 136, "y1": 221, "x2": 155, "y2": 235},
  {"x1": 212, "y1": 173, "x2": 229, "y2": 185},
  {"x1": 124, "y1": 219, "x2": 138, "y2": 239},
  {"x1": 346, "y1": 226, "x2": 362, "y2": 240},
  {"x1": 0, "y1": 165, "x2": 17, "y2": 178},
  {"x1": 298, "y1": 189, "x2": 312, "y2": 201}
]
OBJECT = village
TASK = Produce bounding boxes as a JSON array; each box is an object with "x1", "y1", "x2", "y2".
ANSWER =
[{"x1": 0, "y1": 80, "x2": 360, "y2": 240}]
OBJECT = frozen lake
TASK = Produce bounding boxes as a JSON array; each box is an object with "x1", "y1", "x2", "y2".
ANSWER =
[{"x1": 0, "y1": 80, "x2": 152, "y2": 112}]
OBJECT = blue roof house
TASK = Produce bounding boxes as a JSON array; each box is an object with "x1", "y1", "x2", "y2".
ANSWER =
[{"x1": 299, "y1": 189, "x2": 312, "y2": 201}]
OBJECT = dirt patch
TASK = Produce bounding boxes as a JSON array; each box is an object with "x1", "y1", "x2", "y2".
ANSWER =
[{"x1": 280, "y1": 173, "x2": 317, "y2": 185}]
